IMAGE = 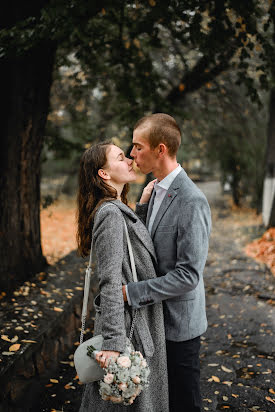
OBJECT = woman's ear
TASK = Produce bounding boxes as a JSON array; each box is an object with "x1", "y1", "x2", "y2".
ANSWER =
[{"x1": 98, "y1": 168, "x2": 111, "y2": 180}]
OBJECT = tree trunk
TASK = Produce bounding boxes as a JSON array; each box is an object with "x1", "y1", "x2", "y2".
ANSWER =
[
  {"x1": 0, "y1": 44, "x2": 56, "y2": 293},
  {"x1": 262, "y1": 88, "x2": 275, "y2": 227}
]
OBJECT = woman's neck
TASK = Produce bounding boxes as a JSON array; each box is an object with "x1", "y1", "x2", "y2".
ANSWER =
[{"x1": 108, "y1": 181, "x2": 124, "y2": 200}]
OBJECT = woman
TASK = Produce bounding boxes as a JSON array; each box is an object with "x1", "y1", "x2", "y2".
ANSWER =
[{"x1": 76, "y1": 141, "x2": 169, "y2": 411}]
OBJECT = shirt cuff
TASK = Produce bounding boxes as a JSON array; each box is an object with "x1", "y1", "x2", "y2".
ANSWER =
[{"x1": 125, "y1": 285, "x2": 132, "y2": 306}]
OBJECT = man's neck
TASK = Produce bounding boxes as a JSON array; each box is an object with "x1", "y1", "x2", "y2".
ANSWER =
[{"x1": 152, "y1": 159, "x2": 179, "y2": 181}]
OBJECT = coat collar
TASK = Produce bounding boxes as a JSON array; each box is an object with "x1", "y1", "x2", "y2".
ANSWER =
[
  {"x1": 109, "y1": 200, "x2": 157, "y2": 263},
  {"x1": 150, "y1": 169, "x2": 186, "y2": 239}
]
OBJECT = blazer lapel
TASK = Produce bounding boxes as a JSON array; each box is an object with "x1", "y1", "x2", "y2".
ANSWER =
[
  {"x1": 150, "y1": 170, "x2": 186, "y2": 239},
  {"x1": 150, "y1": 189, "x2": 178, "y2": 239}
]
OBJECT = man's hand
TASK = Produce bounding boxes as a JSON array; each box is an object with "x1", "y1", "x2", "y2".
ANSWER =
[
  {"x1": 139, "y1": 179, "x2": 157, "y2": 204},
  {"x1": 122, "y1": 285, "x2": 128, "y2": 302}
]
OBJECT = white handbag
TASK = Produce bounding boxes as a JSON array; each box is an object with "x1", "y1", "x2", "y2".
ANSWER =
[{"x1": 74, "y1": 213, "x2": 138, "y2": 383}]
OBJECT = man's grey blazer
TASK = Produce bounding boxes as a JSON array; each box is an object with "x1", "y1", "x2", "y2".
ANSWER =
[{"x1": 127, "y1": 169, "x2": 211, "y2": 341}]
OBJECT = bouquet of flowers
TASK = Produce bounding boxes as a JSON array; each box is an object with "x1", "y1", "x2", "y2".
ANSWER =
[{"x1": 87, "y1": 342, "x2": 150, "y2": 406}]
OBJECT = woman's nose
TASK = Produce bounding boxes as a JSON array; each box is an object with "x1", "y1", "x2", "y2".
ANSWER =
[{"x1": 127, "y1": 157, "x2": 133, "y2": 165}]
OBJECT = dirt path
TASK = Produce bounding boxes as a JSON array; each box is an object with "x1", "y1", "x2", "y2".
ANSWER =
[{"x1": 200, "y1": 199, "x2": 274, "y2": 412}]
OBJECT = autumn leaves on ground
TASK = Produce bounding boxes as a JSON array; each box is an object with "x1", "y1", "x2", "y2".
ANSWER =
[
  {"x1": 40, "y1": 196, "x2": 78, "y2": 265},
  {"x1": 41, "y1": 196, "x2": 275, "y2": 276}
]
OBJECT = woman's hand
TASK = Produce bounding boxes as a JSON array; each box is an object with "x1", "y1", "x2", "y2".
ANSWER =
[
  {"x1": 139, "y1": 179, "x2": 157, "y2": 204},
  {"x1": 96, "y1": 350, "x2": 120, "y2": 369}
]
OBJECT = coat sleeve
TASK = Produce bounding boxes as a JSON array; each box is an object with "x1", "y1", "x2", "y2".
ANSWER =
[
  {"x1": 127, "y1": 197, "x2": 211, "y2": 309},
  {"x1": 93, "y1": 205, "x2": 126, "y2": 352}
]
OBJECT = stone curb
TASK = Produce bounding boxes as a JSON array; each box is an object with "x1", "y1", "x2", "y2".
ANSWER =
[{"x1": 0, "y1": 251, "x2": 97, "y2": 412}]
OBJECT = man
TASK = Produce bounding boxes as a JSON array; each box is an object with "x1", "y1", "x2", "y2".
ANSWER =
[{"x1": 122, "y1": 113, "x2": 211, "y2": 412}]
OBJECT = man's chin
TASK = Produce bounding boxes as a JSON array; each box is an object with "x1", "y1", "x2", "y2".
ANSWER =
[{"x1": 137, "y1": 165, "x2": 151, "y2": 175}]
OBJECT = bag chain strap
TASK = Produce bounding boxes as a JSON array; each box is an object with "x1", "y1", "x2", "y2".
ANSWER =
[{"x1": 79, "y1": 206, "x2": 138, "y2": 344}]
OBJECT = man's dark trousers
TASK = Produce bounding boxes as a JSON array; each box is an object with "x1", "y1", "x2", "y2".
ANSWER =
[{"x1": 166, "y1": 337, "x2": 201, "y2": 412}]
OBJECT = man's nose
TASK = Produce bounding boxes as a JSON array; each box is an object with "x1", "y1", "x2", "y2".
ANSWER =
[{"x1": 130, "y1": 147, "x2": 135, "y2": 157}]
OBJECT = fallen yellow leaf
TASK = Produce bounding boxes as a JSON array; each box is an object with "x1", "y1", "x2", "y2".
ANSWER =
[
  {"x1": 53, "y1": 307, "x2": 63, "y2": 312},
  {"x1": 1, "y1": 335, "x2": 10, "y2": 342},
  {"x1": 9, "y1": 343, "x2": 21, "y2": 352},
  {"x1": 221, "y1": 365, "x2": 233, "y2": 373},
  {"x1": 222, "y1": 381, "x2": 233, "y2": 386},
  {"x1": 50, "y1": 379, "x2": 59, "y2": 383},
  {"x1": 212, "y1": 375, "x2": 220, "y2": 382},
  {"x1": 269, "y1": 389, "x2": 275, "y2": 395},
  {"x1": 266, "y1": 396, "x2": 275, "y2": 404}
]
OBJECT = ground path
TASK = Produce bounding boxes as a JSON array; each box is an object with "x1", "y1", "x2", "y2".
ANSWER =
[
  {"x1": 199, "y1": 184, "x2": 275, "y2": 412},
  {"x1": 32, "y1": 182, "x2": 275, "y2": 412}
]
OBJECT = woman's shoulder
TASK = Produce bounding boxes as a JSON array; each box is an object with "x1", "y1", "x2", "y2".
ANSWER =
[{"x1": 95, "y1": 201, "x2": 123, "y2": 220}]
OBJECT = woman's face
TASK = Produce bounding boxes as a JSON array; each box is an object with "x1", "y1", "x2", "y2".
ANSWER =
[{"x1": 101, "y1": 145, "x2": 136, "y2": 184}]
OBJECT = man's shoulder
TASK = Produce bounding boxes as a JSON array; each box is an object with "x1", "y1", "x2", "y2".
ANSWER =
[{"x1": 175, "y1": 171, "x2": 208, "y2": 205}]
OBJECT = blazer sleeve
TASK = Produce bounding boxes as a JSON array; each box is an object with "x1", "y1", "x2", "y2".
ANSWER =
[
  {"x1": 127, "y1": 197, "x2": 211, "y2": 309},
  {"x1": 135, "y1": 203, "x2": 148, "y2": 224},
  {"x1": 93, "y1": 205, "x2": 126, "y2": 352}
]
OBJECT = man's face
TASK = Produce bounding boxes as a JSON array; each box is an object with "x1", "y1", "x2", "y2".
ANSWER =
[{"x1": 130, "y1": 127, "x2": 158, "y2": 175}]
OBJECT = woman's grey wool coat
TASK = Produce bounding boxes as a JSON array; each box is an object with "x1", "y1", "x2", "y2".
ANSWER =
[{"x1": 79, "y1": 200, "x2": 169, "y2": 412}]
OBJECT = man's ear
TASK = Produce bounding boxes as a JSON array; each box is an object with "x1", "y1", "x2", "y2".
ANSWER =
[
  {"x1": 158, "y1": 143, "x2": 167, "y2": 157},
  {"x1": 98, "y1": 168, "x2": 111, "y2": 180}
]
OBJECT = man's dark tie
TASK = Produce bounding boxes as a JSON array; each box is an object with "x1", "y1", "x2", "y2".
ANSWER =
[{"x1": 146, "y1": 188, "x2": 156, "y2": 229}]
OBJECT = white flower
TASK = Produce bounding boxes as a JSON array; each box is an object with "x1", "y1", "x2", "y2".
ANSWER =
[{"x1": 117, "y1": 369, "x2": 129, "y2": 382}]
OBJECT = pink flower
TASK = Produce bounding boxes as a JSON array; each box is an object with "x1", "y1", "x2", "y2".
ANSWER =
[
  {"x1": 117, "y1": 356, "x2": 131, "y2": 368},
  {"x1": 132, "y1": 376, "x2": 141, "y2": 384},
  {"x1": 104, "y1": 373, "x2": 114, "y2": 384},
  {"x1": 118, "y1": 382, "x2": 128, "y2": 391},
  {"x1": 109, "y1": 395, "x2": 123, "y2": 403}
]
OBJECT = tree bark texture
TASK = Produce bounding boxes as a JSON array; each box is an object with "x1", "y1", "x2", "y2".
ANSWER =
[{"x1": 0, "y1": 44, "x2": 56, "y2": 292}]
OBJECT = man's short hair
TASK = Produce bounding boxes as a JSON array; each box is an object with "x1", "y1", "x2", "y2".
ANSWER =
[{"x1": 134, "y1": 113, "x2": 181, "y2": 157}]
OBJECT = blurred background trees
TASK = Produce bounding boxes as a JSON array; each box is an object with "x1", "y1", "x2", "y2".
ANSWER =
[{"x1": 1, "y1": 0, "x2": 274, "y2": 291}]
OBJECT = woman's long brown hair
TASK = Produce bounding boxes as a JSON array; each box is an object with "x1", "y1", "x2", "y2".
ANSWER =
[{"x1": 76, "y1": 141, "x2": 129, "y2": 257}]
